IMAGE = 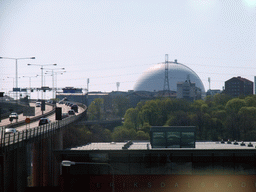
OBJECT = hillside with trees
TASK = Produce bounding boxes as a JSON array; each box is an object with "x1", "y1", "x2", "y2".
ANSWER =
[
  {"x1": 64, "y1": 93, "x2": 256, "y2": 148},
  {"x1": 120, "y1": 93, "x2": 256, "y2": 141}
]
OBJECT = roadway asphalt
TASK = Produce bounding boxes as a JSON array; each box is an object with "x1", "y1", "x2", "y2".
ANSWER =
[
  {"x1": 16, "y1": 103, "x2": 84, "y2": 131},
  {"x1": 0, "y1": 102, "x2": 54, "y2": 127}
]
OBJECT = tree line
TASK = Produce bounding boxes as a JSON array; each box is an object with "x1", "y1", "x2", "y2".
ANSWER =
[
  {"x1": 122, "y1": 93, "x2": 256, "y2": 141},
  {"x1": 64, "y1": 93, "x2": 256, "y2": 148}
]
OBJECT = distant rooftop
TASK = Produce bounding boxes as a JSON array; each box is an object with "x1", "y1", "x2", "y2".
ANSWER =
[{"x1": 226, "y1": 76, "x2": 253, "y2": 83}]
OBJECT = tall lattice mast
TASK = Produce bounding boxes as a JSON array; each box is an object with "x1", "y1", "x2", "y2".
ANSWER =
[{"x1": 163, "y1": 54, "x2": 170, "y2": 96}]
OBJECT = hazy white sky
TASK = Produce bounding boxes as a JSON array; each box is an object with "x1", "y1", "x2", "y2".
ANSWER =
[{"x1": 1, "y1": 0, "x2": 256, "y2": 99}]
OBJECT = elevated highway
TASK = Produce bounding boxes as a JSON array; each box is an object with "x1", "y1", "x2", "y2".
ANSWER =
[
  {"x1": 0, "y1": 102, "x2": 54, "y2": 127},
  {"x1": 0, "y1": 101, "x2": 87, "y2": 192},
  {"x1": 16, "y1": 103, "x2": 85, "y2": 131}
]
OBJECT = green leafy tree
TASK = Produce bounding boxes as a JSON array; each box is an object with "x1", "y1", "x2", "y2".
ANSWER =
[
  {"x1": 238, "y1": 107, "x2": 256, "y2": 140},
  {"x1": 123, "y1": 108, "x2": 139, "y2": 131},
  {"x1": 63, "y1": 125, "x2": 93, "y2": 148},
  {"x1": 112, "y1": 95, "x2": 130, "y2": 118},
  {"x1": 207, "y1": 118, "x2": 224, "y2": 141},
  {"x1": 166, "y1": 111, "x2": 191, "y2": 126},
  {"x1": 226, "y1": 98, "x2": 246, "y2": 114},
  {"x1": 139, "y1": 100, "x2": 157, "y2": 125},
  {"x1": 90, "y1": 124, "x2": 112, "y2": 142},
  {"x1": 135, "y1": 131, "x2": 149, "y2": 140},
  {"x1": 141, "y1": 122, "x2": 151, "y2": 134},
  {"x1": 112, "y1": 126, "x2": 136, "y2": 142},
  {"x1": 225, "y1": 98, "x2": 246, "y2": 140},
  {"x1": 245, "y1": 95, "x2": 256, "y2": 107},
  {"x1": 213, "y1": 93, "x2": 232, "y2": 107},
  {"x1": 138, "y1": 99, "x2": 167, "y2": 126},
  {"x1": 111, "y1": 94, "x2": 256, "y2": 142},
  {"x1": 139, "y1": 108, "x2": 151, "y2": 125},
  {"x1": 212, "y1": 110, "x2": 227, "y2": 122},
  {"x1": 88, "y1": 98, "x2": 104, "y2": 120},
  {"x1": 211, "y1": 110, "x2": 227, "y2": 139},
  {"x1": 190, "y1": 100, "x2": 205, "y2": 139}
]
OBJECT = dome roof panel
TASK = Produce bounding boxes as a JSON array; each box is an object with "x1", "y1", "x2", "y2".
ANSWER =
[{"x1": 134, "y1": 62, "x2": 205, "y2": 93}]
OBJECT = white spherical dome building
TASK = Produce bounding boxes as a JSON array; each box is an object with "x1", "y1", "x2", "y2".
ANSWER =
[{"x1": 133, "y1": 61, "x2": 205, "y2": 93}]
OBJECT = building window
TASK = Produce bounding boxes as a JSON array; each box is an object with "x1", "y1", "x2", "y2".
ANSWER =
[
  {"x1": 151, "y1": 127, "x2": 196, "y2": 148},
  {"x1": 152, "y1": 132, "x2": 166, "y2": 148},
  {"x1": 166, "y1": 132, "x2": 180, "y2": 148}
]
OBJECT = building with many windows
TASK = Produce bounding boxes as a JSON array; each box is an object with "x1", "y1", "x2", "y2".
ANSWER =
[
  {"x1": 177, "y1": 78, "x2": 202, "y2": 101},
  {"x1": 224, "y1": 76, "x2": 253, "y2": 97}
]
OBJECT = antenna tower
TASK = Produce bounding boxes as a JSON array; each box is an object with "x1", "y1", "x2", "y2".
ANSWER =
[
  {"x1": 87, "y1": 78, "x2": 89, "y2": 93},
  {"x1": 116, "y1": 82, "x2": 120, "y2": 91},
  {"x1": 163, "y1": 54, "x2": 170, "y2": 96},
  {"x1": 208, "y1": 77, "x2": 211, "y2": 90}
]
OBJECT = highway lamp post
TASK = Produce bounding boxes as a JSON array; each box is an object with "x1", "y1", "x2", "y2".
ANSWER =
[
  {"x1": 54, "y1": 71, "x2": 66, "y2": 100},
  {"x1": 43, "y1": 73, "x2": 54, "y2": 101},
  {"x1": 0, "y1": 92, "x2": 4, "y2": 143},
  {"x1": 43, "y1": 74, "x2": 52, "y2": 87},
  {"x1": 7, "y1": 77, "x2": 16, "y2": 89},
  {"x1": 27, "y1": 63, "x2": 57, "y2": 100},
  {"x1": 0, "y1": 57, "x2": 35, "y2": 101},
  {"x1": 44, "y1": 72, "x2": 54, "y2": 100},
  {"x1": 61, "y1": 160, "x2": 114, "y2": 192},
  {"x1": 0, "y1": 92, "x2": 4, "y2": 125},
  {"x1": 44, "y1": 68, "x2": 65, "y2": 100},
  {"x1": 46, "y1": 70, "x2": 66, "y2": 100},
  {"x1": 23, "y1": 75, "x2": 38, "y2": 99},
  {"x1": 7, "y1": 77, "x2": 20, "y2": 100}
]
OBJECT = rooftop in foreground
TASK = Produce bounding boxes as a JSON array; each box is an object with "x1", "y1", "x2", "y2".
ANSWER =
[{"x1": 66, "y1": 141, "x2": 256, "y2": 151}]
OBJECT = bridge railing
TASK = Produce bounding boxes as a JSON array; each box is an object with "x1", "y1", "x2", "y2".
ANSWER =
[{"x1": 0, "y1": 104, "x2": 87, "y2": 151}]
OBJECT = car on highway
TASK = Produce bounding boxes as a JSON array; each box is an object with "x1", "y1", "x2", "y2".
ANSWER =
[
  {"x1": 9, "y1": 112, "x2": 18, "y2": 119},
  {"x1": 71, "y1": 104, "x2": 78, "y2": 113},
  {"x1": 39, "y1": 118, "x2": 51, "y2": 126},
  {"x1": 5, "y1": 128, "x2": 18, "y2": 134},
  {"x1": 36, "y1": 102, "x2": 41, "y2": 107},
  {"x1": 62, "y1": 113, "x2": 69, "y2": 119},
  {"x1": 67, "y1": 102, "x2": 73, "y2": 106},
  {"x1": 68, "y1": 109, "x2": 76, "y2": 115}
]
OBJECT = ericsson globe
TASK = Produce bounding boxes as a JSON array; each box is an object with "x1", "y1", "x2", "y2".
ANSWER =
[{"x1": 133, "y1": 61, "x2": 205, "y2": 93}]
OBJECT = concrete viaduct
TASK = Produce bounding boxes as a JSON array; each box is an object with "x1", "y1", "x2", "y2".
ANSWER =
[{"x1": 0, "y1": 102, "x2": 87, "y2": 192}]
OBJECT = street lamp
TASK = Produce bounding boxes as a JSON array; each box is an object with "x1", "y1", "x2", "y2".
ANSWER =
[
  {"x1": 44, "y1": 72, "x2": 54, "y2": 99},
  {"x1": 7, "y1": 76, "x2": 20, "y2": 88},
  {"x1": 23, "y1": 75, "x2": 38, "y2": 98},
  {"x1": 54, "y1": 71, "x2": 66, "y2": 99},
  {"x1": 7, "y1": 77, "x2": 20, "y2": 99},
  {"x1": 61, "y1": 160, "x2": 114, "y2": 192},
  {"x1": 27, "y1": 63, "x2": 57, "y2": 100},
  {"x1": 43, "y1": 73, "x2": 53, "y2": 87},
  {"x1": 0, "y1": 57, "x2": 35, "y2": 100},
  {"x1": 45, "y1": 68, "x2": 65, "y2": 99}
]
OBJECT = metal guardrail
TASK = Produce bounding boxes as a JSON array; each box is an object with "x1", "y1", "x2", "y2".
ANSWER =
[{"x1": 0, "y1": 104, "x2": 87, "y2": 151}]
